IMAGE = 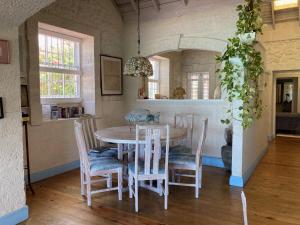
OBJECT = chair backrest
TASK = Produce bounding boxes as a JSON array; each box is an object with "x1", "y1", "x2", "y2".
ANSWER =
[
  {"x1": 74, "y1": 120, "x2": 90, "y2": 171},
  {"x1": 241, "y1": 191, "x2": 248, "y2": 225},
  {"x1": 174, "y1": 113, "x2": 194, "y2": 148},
  {"x1": 135, "y1": 124, "x2": 170, "y2": 177},
  {"x1": 80, "y1": 114, "x2": 99, "y2": 150},
  {"x1": 195, "y1": 118, "x2": 208, "y2": 166}
]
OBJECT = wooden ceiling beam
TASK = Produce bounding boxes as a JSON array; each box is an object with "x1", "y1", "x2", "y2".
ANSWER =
[
  {"x1": 151, "y1": 0, "x2": 160, "y2": 11},
  {"x1": 271, "y1": 0, "x2": 276, "y2": 29},
  {"x1": 130, "y1": 0, "x2": 138, "y2": 12},
  {"x1": 298, "y1": 0, "x2": 300, "y2": 25}
]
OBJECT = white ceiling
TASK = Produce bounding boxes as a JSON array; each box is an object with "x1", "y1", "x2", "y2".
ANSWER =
[{"x1": 0, "y1": 0, "x2": 55, "y2": 28}]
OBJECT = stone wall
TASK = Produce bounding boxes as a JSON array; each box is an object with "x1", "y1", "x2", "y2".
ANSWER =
[{"x1": 0, "y1": 28, "x2": 26, "y2": 217}]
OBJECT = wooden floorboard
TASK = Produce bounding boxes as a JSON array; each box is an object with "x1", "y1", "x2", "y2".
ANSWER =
[{"x1": 23, "y1": 137, "x2": 300, "y2": 225}]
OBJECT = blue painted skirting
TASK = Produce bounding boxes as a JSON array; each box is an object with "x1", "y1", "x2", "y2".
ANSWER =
[
  {"x1": 202, "y1": 155, "x2": 224, "y2": 168},
  {"x1": 0, "y1": 206, "x2": 28, "y2": 225},
  {"x1": 230, "y1": 147, "x2": 268, "y2": 187},
  {"x1": 25, "y1": 160, "x2": 80, "y2": 184}
]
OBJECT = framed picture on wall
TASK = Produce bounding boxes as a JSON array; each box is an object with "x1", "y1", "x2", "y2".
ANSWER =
[
  {"x1": 0, "y1": 40, "x2": 10, "y2": 64},
  {"x1": 100, "y1": 55, "x2": 123, "y2": 96},
  {"x1": 0, "y1": 97, "x2": 4, "y2": 119}
]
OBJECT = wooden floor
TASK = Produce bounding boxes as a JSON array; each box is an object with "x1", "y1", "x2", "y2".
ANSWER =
[{"x1": 23, "y1": 137, "x2": 300, "y2": 225}]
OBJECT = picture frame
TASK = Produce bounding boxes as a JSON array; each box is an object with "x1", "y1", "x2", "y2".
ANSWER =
[
  {"x1": 0, "y1": 40, "x2": 10, "y2": 64},
  {"x1": 0, "y1": 97, "x2": 4, "y2": 119},
  {"x1": 100, "y1": 55, "x2": 123, "y2": 96}
]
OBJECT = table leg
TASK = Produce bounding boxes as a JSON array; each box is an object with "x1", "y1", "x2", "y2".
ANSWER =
[{"x1": 117, "y1": 143, "x2": 123, "y2": 160}]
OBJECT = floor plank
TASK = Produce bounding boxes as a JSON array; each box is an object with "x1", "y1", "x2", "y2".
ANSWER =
[{"x1": 23, "y1": 137, "x2": 300, "y2": 225}]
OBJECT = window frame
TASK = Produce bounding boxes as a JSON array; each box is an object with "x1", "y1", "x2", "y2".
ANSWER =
[
  {"x1": 38, "y1": 28, "x2": 82, "y2": 103},
  {"x1": 187, "y1": 72, "x2": 210, "y2": 100},
  {"x1": 148, "y1": 58, "x2": 160, "y2": 99}
]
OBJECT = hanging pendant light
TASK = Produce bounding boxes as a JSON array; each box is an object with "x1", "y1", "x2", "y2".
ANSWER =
[{"x1": 124, "y1": 0, "x2": 153, "y2": 77}]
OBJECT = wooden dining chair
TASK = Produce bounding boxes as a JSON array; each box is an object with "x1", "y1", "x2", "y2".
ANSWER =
[
  {"x1": 169, "y1": 118, "x2": 208, "y2": 198},
  {"x1": 241, "y1": 191, "x2": 249, "y2": 225},
  {"x1": 128, "y1": 124, "x2": 170, "y2": 212},
  {"x1": 74, "y1": 121, "x2": 123, "y2": 206},
  {"x1": 80, "y1": 114, "x2": 117, "y2": 158},
  {"x1": 169, "y1": 113, "x2": 194, "y2": 155}
]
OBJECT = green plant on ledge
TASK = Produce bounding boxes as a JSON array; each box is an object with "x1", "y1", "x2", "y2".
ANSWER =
[{"x1": 216, "y1": 0, "x2": 264, "y2": 129}]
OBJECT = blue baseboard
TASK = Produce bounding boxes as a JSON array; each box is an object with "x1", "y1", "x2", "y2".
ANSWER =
[
  {"x1": 0, "y1": 206, "x2": 28, "y2": 225},
  {"x1": 229, "y1": 175, "x2": 244, "y2": 187},
  {"x1": 202, "y1": 155, "x2": 224, "y2": 168},
  {"x1": 26, "y1": 160, "x2": 80, "y2": 184},
  {"x1": 230, "y1": 147, "x2": 268, "y2": 187}
]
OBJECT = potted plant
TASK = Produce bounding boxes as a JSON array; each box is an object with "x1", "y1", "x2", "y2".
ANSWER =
[{"x1": 216, "y1": 0, "x2": 264, "y2": 129}]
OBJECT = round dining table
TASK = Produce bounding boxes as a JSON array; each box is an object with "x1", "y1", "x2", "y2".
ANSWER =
[{"x1": 94, "y1": 125, "x2": 187, "y2": 160}]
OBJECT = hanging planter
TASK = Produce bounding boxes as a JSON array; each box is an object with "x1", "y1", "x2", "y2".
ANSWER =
[
  {"x1": 216, "y1": 0, "x2": 264, "y2": 129},
  {"x1": 238, "y1": 32, "x2": 256, "y2": 44}
]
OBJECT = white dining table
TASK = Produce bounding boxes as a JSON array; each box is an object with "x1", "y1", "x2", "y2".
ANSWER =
[{"x1": 94, "y1": 125, "x2": 187, "y2": 160}]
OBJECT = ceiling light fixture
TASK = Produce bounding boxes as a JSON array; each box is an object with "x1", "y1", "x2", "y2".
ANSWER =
[{"x1": 124, "y1": 0, "x2": 153, "y2": 78}]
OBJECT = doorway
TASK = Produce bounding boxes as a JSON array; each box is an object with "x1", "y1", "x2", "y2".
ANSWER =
[{"x1": 275, "y1": 74, "x2": 300, "y2": 136}]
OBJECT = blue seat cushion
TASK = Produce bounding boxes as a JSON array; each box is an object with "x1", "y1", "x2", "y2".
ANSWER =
[
  {"x1": 169, "y1": 153, "x2": 196, "y2": 167},
  {"x1": 161, "y1": 145, "x2": 192, "y2": 157},
  {"x1": 88, "y1": 147, "x2": 118, "y2": 159},
  {"x1": 169, "y1": 145, "x2": 192, "y2": 155},
  {"x1": 128, "y1": 161, "x2": 166, "y2": 175},
  {"x1": 90, "y1": 158, "x2": 123, "y2": 173}
]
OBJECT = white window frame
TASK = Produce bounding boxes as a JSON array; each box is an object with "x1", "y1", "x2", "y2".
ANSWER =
[
  {"x1": 187, "y1": 72, "x2": 210, "y2": 100},
  {"x1": 148, "y1": 58, "x2": 160, "y2": 99},
  {"x1": 38, "y1": 28, "x2": 82, "y2": 103}
]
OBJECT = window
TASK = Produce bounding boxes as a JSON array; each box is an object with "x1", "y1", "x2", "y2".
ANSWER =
[
  {"x1": 38, "y1": 29, "x2": 81, "y2": 99},
  {"x1": 148, "y1": 59, "x2": 160, "y2": 99},
  {"x1": 187, "y1": 72, "x2": 210, "y2": 100},
  {"x1": 274, "y1": 0, "x2": 298, "y2": 10}
]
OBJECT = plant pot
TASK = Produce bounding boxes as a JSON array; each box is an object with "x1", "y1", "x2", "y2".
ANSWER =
[
  {"x1": 221, "y1": 145, "x2": 232, "y2": 171},
  {"x1": 238, "y1": 32, "x2": 256, "y2": 44}
]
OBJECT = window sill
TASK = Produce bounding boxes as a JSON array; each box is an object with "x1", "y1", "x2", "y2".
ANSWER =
[
  {"x1": 43, "y1": 117, "x2": 79, "y2": 123},
  {"x1": 41, "y1": 98, "x2": 82, "y2": 105}
]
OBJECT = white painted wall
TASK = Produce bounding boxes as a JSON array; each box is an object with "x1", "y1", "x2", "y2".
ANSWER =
[
  {"x1": 0, "y1": 28, "x2": 26, "y2": 216},
  {"x1": 21, "y1": 0, "x2": 126, "y2": 175},
  {"x1": 259, "y1": 20, "x2": 300, "y2": 137},
  {"x1": 123, "y1": 0, "x2": 241, "y2": 159}
]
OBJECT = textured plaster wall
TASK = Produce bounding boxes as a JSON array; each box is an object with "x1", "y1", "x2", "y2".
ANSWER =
[
  {"x1": 123, "y1": 0, "x2": 241, "y2": 158},
  {"x1": 259, "y1": 21, "x2": 300, "y2": 137},
  {"x1": 22, "y1": 0, "x2": 125, "y2": 174},
  {"x1": 0, "y1": 28, "x2": 26, "y2": 216}
]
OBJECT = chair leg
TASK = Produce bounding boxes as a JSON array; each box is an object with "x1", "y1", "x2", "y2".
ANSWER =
[
  {"x1": 164, "y1": 178, "x2": 169, "y2": 210},
  {"x1": 86, "y1": 176, "x2": 92, "y2": 206},
  {"x1": 135, "y1": 177, "x2": 139, "y2": 212},
  {"x1": 107, "y1": 174, "x2": 112, "y2": 188},
  {"x1": 158, "y1": 179, "x2": 163, "y2": 196},
  {"x1": 129, "y1": 173, "x2": 133, "y2": 199},
  {"x1": 80, "y1": 166, "x2": 85, "y2": 196},
  {"x1": 171, "y1": 169, "x2": 175, "y2": 182},
  {"x1": 118, "y1": 170, "x2": 123, "y2": 201},
  {"x1": 199, "y1": 165, "x2": 202, "y2": 189},
  {"x1": 195, "y1": 169, "x2": 199, "y2": 199}
]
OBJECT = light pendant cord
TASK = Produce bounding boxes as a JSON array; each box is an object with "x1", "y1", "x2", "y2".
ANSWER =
[{"x1": 137, "y1": 0, "x2": 141, "y2": 56}]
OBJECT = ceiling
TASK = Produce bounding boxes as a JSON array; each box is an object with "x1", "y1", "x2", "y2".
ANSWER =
[
  {"x1": 112, "y1": 0, "x2": 300, "y2": 28},
  {"x1": 261, "y1": 0, "x2": 300, "y2": 27},
  {"x1": 0, "y1": 0, "x2": 55, "y2": 28},
  {"x1": 111, "y1": 0, "x2": 188, "y2": 16}
]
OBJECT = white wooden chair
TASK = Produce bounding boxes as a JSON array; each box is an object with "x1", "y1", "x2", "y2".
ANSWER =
[
  {"x1": 74, "y1": 121, "x2": 123, "y2": 206},
  {"x1": 169, "y1": 118, "x2": 208, "y2": 198},
  {"x1": 241, "y1": 191, "x2": 249, "y2": 225},
  {"x1": 128, "y1": 124, "x2": 170, "y2": 212}
]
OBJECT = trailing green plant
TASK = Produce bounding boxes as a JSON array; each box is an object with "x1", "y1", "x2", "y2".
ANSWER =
[{"x1": 216, "y1": 0, "x2": 264, "y2": 129}]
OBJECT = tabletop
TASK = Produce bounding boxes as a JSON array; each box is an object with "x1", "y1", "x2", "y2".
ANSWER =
[{"x1": 95, "y1": 125, "x2": 187, "y2": 144}]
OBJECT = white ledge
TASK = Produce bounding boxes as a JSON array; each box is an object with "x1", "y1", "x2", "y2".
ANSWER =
[{"x1": 136, "y1": 99, "x2": 226, "y2": 105}]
